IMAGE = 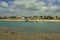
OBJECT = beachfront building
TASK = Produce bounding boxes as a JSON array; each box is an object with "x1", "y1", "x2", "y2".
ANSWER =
[
  {"x1": 17, "y1": 16, "x2": 25, "y2": 20},
  {"x1": 0, "y1": 16, "x2": 8, "y2": 19},
  {"x1": 0, "y1": 16, "x2": 60, "y2": 20},
  {"x1": 54, "y1": 16, "x2": 60, "y2": 19}
]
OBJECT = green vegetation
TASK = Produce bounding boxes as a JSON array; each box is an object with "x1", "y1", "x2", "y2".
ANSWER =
[
  {"x1": 0, "y1": 16, "x2": 60, "y2": 20},
  {"x1": 0, "y1": 16, "x2": 8, "y2": 19},
  {"x1": 8, "y1": 16, "x2": 17, "y2": 19}
]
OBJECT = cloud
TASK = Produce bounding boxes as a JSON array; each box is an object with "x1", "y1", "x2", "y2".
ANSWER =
[
  {"x1": 0, "y1": 0, "x2": 60, "y2": 16},
  {"x1": 0, "y1": 2, "x2": 9, "y2": 7}
]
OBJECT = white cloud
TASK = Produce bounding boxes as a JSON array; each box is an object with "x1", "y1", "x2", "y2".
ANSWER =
[
  {"x1": 0, "y1": 0, "x2": 60, "y2": 16},
  {"x1": 57, "y1": 0, "x2": 60, "y2": 2},
  {"x1": 0, "y1": 2, "x2": 9, "y2": 7}
]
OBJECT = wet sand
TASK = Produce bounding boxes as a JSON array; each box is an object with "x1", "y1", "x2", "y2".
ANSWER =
[{"x1": 0, "y1": 28, "x2": 60, "y2": 40}]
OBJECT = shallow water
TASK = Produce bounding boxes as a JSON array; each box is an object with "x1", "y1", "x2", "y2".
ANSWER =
[{"x1": 0, "y1": 21, "x2": 60, "y2": 32}]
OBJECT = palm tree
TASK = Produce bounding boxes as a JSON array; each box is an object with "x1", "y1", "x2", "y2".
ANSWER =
[
  {"x1": 55, "y1": 16, "x2": 58, "y2": 19},
  {"x1": 3, "y1": 16, "x2": 8, "y2": 19},
  {"x1": 40, "y1": 16, "x2": 43, "y2": 19},
  {"x1": 44, "y1": 16, "x2": 48, "y2": 19},
  {"x1": 9, "y1": 16, "x2": 17, "y2": 19},
  {"x1": 0, "y1": 16, "x2": 2, "y2": 19}
]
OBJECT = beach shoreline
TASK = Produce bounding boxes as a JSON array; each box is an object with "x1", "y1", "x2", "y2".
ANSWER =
[
  {"x1": 0, "y1": 19, "x2": 60, "y2": 22},
  {"x1": 0, "y1": 28, "x2": 60, "y2": 40}
]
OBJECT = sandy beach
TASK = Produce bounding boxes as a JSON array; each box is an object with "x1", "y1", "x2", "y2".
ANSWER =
[
  {"x1": 0, "y1": 28, "x2": 60, "y2": 40},
  {"x1": 0, "y1": 19, "x2": 60, "y2": 22},
  {"x1": 29, "y1": 20, "x2": 60, "y2": 22}
]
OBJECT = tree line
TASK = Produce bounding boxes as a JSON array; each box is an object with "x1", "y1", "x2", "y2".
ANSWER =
[{"x1": 0, "y1": 16, "x2": 60, "y2": 20}]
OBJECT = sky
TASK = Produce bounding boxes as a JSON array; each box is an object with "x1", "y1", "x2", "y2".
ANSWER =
[{"x1": 0, "y1": 0, "x2": 60, "y2": 16}]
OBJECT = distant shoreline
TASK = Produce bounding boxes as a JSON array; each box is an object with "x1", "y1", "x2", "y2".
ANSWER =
[{"x1": 0, "y1": 19, "x2": 60, "y2": 22}]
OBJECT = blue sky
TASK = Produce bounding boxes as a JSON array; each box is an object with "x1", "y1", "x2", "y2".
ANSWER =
[
  {"x1": 0, "y1": 0, "x2": 60, "y2": 16},
  {"x1": 1, "y1": 0, "x2": 60, "y2": 6}
]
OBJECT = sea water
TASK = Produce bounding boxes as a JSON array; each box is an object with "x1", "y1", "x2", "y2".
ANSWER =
[{"x1": 0, "y1": 21, "x2": 60, "y2": 32}]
